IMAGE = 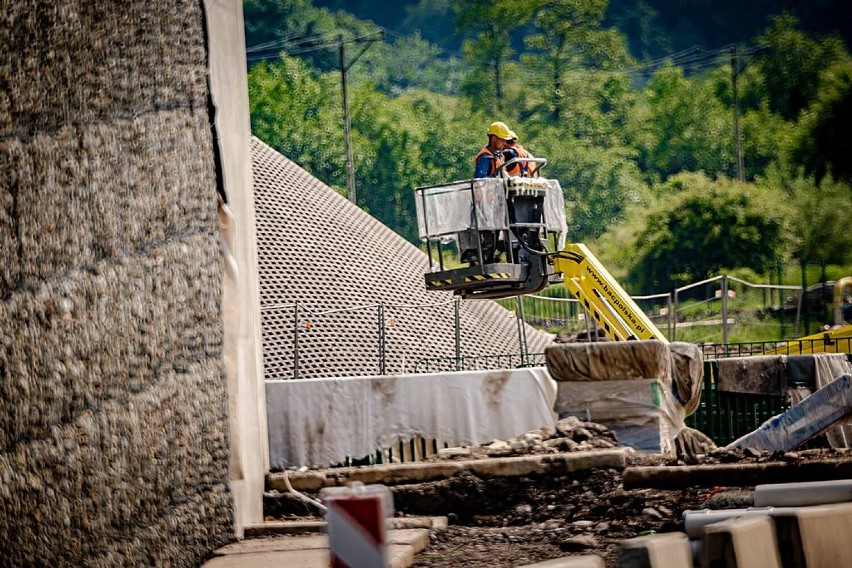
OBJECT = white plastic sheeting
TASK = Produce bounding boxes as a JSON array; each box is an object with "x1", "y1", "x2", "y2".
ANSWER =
[
  {"x1": 265, "y1": 367, "x2": 558, "y2": 469},
  {"x1": 543, "y1": 180, "x2": 568, "y2": 250},
  {"x1": 787, "y1": 354, "x2": 852, "y2": 448},
  {"x1": 555, "y1": 379, "x2": 683, "y2": 454},
  {"x1": 728, "y1": 373, "x2": 852, "y2": 452},
  {"x1": 415, "y1": 178, "x2": 508, "y2": 238}
]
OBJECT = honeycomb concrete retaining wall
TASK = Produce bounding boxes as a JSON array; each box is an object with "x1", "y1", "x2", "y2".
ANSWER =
[{"x1": 0, "y1": 1, "x2": 232, "y2": 565}]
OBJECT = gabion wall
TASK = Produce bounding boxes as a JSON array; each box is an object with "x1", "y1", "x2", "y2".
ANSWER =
[{"x1": 0, "y1": 2, "x2": 232, "y2": 565}]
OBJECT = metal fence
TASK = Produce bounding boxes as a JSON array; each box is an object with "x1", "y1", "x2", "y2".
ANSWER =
[
  {"x1": 260, "y1": 297, "x2": 541, "y2": 379},
  {"x1": 260, "y1": 273, "x2": 846, "y2": 379},
  {"x1": 684, "y1": 360, "x2": 789, "y2": 446},
  {"x1": 501, "y1": 275, "x2": 807, "y2": 346},
  {"x1": 672, "y1": 275, "x2": 803, "y2": 344}
]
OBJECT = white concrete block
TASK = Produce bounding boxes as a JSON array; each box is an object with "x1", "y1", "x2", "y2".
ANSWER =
[
  {"x1": 701, "y1": 515, "x2": 781, "y2": 568},
  {"x1": 618, "y1": 532, "x2": 692, "y2": 567}
]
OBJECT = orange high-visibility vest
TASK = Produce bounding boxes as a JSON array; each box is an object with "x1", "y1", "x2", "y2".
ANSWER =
[
  {"x1": 505, "y1": 143, "x2": 536, "y2": 176},
  {"x1": 474, "y1": 146, "x2": 504, "y2": 177}
]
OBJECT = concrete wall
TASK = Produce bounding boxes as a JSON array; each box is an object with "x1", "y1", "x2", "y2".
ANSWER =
[
  {"x1": 0, "y1": 2, "x2": 235, "y2": 564},
  {"x1": 204, "y1": 0, "x2": 268, "y2": 536}
]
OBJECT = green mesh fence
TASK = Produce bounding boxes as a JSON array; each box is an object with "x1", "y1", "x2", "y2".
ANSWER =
[{"x1": 684, "y1": 361, "x2": 789, "y2": 446}]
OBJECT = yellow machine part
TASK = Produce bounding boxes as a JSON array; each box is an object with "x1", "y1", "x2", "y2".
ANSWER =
[
  {"x1": 763, "y1": 325, "x2": 852, "y2": 356},
  {"x1": 553, "y1": 243, "x2": 668, "y2": 343}
]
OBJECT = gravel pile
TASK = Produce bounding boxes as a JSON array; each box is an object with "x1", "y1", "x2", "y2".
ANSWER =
[{"x1": 430, "y1": 417, "x2": 620, "y2": 462}]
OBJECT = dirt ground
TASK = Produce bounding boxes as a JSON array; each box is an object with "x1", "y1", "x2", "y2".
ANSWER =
[
  {"x1": 402, "y1": 448, "x2": 849, "y2": 567},
  {"x1": 264, "y1": 420, "x2": 850, "y2": 567}
]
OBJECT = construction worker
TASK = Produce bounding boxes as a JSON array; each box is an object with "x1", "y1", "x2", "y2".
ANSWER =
[
  {"x1": 474, "y1": 121, "x2": 516, "y2": 178},
  {"x1": 504, "y1": 137, "x2": 539, "y2": 177},
  {"x1": 463, "y1": 121, "x2": 517, "y2": 263}
]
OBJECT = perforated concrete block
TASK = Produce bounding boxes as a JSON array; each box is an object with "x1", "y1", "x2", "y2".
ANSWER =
[
  {"x1": 618, "y1": 532, "x2": 692, "y2": 568},
  {"x1": 773, "y1": 502, "x2": 852, "y2": 568},
  {"x1": 518, "y1": 555, "x2": 604, "y2": 568},
  {"x1": 701, "y1": 515, "x2": 781, "y2": 568}
]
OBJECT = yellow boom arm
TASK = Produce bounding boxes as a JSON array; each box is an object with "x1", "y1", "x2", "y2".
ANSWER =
[{"x1": 554, "y1": 243, "x2": 667, "y2": 342}]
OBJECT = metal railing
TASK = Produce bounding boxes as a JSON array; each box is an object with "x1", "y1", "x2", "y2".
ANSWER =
[
  {"x1": 260, "y1": 271, "x2": 846, "y2": 379},
  {"x1": 261, "y1": 297, "x2": 526, "y2": 379}
]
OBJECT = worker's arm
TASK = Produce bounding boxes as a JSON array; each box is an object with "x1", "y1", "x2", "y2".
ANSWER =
[{"x1": 474, "y1": 154, "x2": 496, "y2": 178}]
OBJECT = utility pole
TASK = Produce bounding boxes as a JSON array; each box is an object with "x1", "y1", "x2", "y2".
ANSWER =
[
  {"x1": 336, "y1": 31, "x2": 383, "y2": 205},
  {"x1": 339, "y1": 36, "x2": 356, "y2": 204},
  {"x1": 731, "y1": 48, "x2": 744, "y2": 182}
]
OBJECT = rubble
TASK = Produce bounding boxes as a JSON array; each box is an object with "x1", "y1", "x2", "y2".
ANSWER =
[{"x1": 425, "y1": 418, "x2": 620, "y2": 463}]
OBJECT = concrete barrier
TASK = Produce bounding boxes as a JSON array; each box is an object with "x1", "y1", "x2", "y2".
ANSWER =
[
  {"x1": 517, "y1": 556, "x2": 604, "y2": 568},
  {"x1": 772, "y1": 502, "x2": 852, "y2": 568},
  {"x1": 701, "y1": 515, "x2": 781, "y2": 568},
  {"x1": 618, "y1": 532, "x2": 692, "y2": 567}
]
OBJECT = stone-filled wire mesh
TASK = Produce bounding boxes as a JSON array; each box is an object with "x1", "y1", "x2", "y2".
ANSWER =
[
  {"x1": 0, "y1": 2, "x2": 232, "y2": 566},
  {"x1": 251, "y1": 137, "x2": 554, "y2": 380}
]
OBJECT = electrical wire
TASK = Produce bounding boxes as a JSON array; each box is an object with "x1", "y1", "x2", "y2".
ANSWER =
[{"x1": 245, "y1": 29, "x2": 385, "y2": 63}]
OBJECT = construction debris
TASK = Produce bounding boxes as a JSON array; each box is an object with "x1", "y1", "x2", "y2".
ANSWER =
[{"x1": 728, "y1": 374, "x2": 852, "y2": 452}]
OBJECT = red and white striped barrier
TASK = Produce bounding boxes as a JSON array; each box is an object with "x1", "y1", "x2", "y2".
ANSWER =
[{"x1": 322, "y1": 483, "x2": 394, "y2": 568}]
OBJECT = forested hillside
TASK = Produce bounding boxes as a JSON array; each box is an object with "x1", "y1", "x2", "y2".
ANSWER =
[
  {"x1": 244, "y1": 0, "x2": 851, "y2": 294},
  {"x1": 311, "y1": 0, "x2": 851, "y2": 61}
]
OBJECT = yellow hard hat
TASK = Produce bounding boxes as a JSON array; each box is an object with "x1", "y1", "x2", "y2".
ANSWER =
[{"x1": 486, "y1": 121, "x2": 517, "y2": 141}]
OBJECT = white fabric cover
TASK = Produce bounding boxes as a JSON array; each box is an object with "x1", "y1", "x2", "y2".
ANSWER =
[
  {"x1": 545, "y1": 340, "x2": 672, "y2": 387},
  {"x1": 814, "y1": 354, "x2": 852, "y2": 447},
  {"x1": 415, "y1": 178, "x2": 507, "y2": 238},
  {"x1": 266, "y1": 367, "x2": 558, "y2": 469},
  {"x1": 728, "y1": 373, "x2": 852, "y2": 452}
]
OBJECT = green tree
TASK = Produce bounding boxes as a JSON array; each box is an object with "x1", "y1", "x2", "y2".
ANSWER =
[
  {"x1": 521, "y1": 0, "x2": 632, "y2": 121},
  {"x1": 765, "y1": 168, "x2": 852, "y2": 269},
  {"x1": 244, "y1": 0, "x2": 375, "y2": 73},
  {"x1": 455, "y1": 0, "x2": 531, "y2": 113},
  {"x1": 349, "y1": 87, "x2": 482, "y2": 241},
  {"x1": 248, "y1": 55, "x2": 346, "y2": 189},
  {"x1": 400, "y1": 0, "x2": 458, "y2": 51},
  {"x1": 243, "y1": 0, "x2": 315, "y2": 49},
  {"x1": 757, "y1": 14, "x2": 846, "y2": 121},
  {"x1": 790, "y1": 60, "x2": 852, "y2": 183},
  {"x1": 628, "y1": 173, "x2": 789, "y2": 292},
  {"x1": 526, "y1": 126, "x2": 648, "y2": 240},
  {"x1": 353, "y1": 33, "x2": 464, "y2": 96},
  {"x1": 629, "y1": 63, "x2": 733, "y2": 181}
]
